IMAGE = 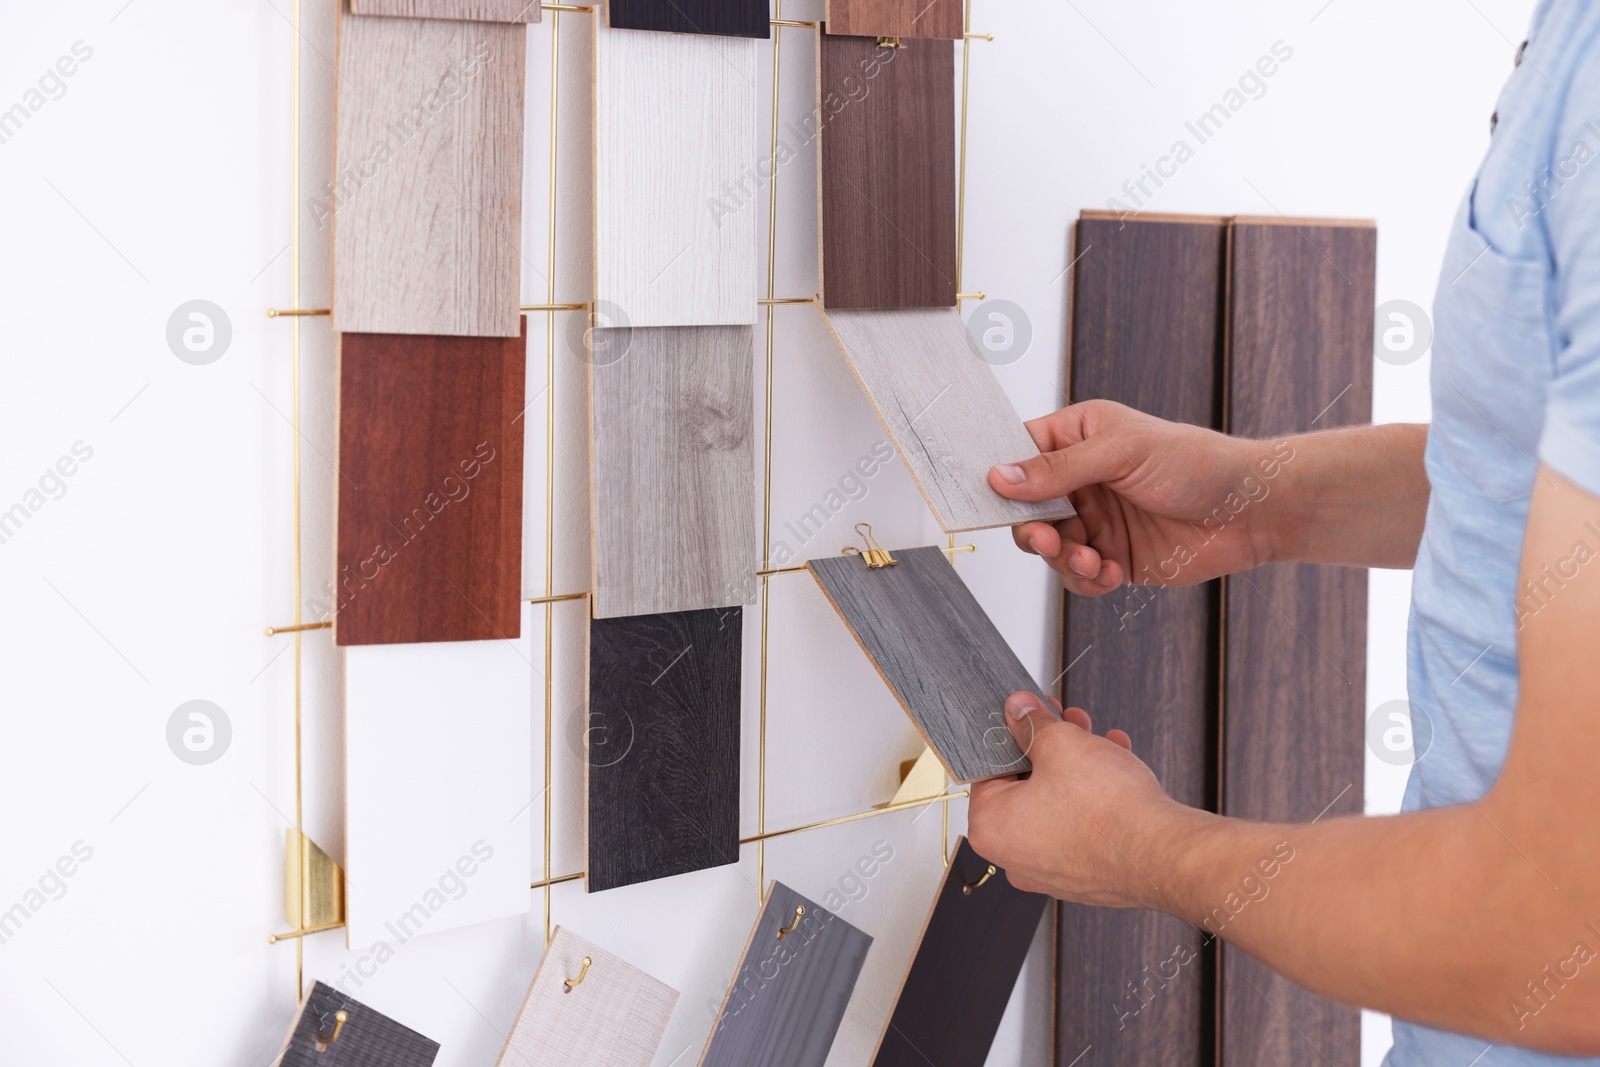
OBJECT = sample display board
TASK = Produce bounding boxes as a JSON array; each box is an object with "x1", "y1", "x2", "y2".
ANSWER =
[
  {"x1": 271, "y1": 981, "x2": 440, "y2": 1067},
  {"x1": 607, "y1": 0, "x2": 768, "y2": 37},
  {"x1": 349, "y1": 0, "x2": 541, "y2": 21},
  {"x1": 824, "y1": 0, "x2": 963, "y2": 39}
]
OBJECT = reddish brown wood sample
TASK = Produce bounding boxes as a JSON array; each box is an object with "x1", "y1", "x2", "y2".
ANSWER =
[
  {"x1": 818, "y1": 34, "x2": 957, "y2": 309},
  {"x1": 335, "y1": 321, "x2": 526, "y2": 646},
  {"x1": 825, "y1": 0, "x2": 963, "y2": 39}
]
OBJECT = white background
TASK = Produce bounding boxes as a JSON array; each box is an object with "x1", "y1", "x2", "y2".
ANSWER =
[{"x1": 0, "y1": 0, "x2": 1533, "y2": 1065}]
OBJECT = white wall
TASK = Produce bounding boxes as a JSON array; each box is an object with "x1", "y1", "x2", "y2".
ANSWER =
[{"x1": 0, "y1": 1, "x2": 1531, "y2": 1065}]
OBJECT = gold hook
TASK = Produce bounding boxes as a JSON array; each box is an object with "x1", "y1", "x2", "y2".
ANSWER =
[
  {"x1": 841, "y1": 523, "x2": 898, "y2": 569},
  {"x1": 564, "y1": 956, "x2": 593, "y2": 993},
  {"x1": 776, "y1": 905, "x2": 805, "y2": 940},
  {"x1": 876, "y1": 35, "x2": 906, "y2": 48},
  {"x1": 962, "y1": 865, "x2": 996, "y2": 895},
  {"x1": 314, "y1": 1011, "x2": 347, "y2": 1052}
]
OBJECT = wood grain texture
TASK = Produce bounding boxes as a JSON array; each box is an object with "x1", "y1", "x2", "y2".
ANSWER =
[
  {"x1": 825, "y1": 0, "x2": 963, "y2": 39},
  {"x1": 870, "y1": 837, "x2": 1047, "y2": 1067},
  {"x1": 607, "y1": 0, "x2": 768, "y2": 38},
  {"x1": 586, "y1": 608, "x2": 742, "y2": 892},
  {"x1": 1056, "y1": 215, "x2": 1225, "y2": 1066},
  {"x1": 590, "y1": 326, "x2": 758, "y2": 619},
  {"x1": 335, "y1": 323, "x2": 526, "y2": 646},
  {"x1": 496, "y1": 927, "x2": 678, "y2": 1067},
  {"x1": 818, "y1": 34, "x2": 956, "y2": 309},
  {"x1": 1221, "y1": 219, "x2": 1374, "y2": 1067},
  {"x1": 333, "y1": 12, "x2": 525, "y2": 337},
  {"x1": 594, "y1": 24, "x2": 757, "y2": 327},
  {"x1": 272, "y1": 981, "x2": 439, "y2": 1067},
  {"x1": 808, "y1": 545, "x2": 1046, "y2": 783},
  {"x1": 819, "y1": 306, "x2": 1075, "y2": 532},
  {"x1": 699, "y1": 881, "x2": 873, "y2": 1067},
  {"x1": 349, "y1": 0, "x2": 540, "y2": 22}
]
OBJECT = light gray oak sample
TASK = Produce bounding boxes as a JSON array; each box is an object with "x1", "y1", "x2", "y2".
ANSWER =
[
  {"x1": 334, "y1": 12, "x2": 526, "y2": 337},
  {"x1": 495, "y1": 927, "x2": 678, "y2": 1067},
  {"x1": 594, "y1": 22, "x2": 757, "y2": 327},
  {"x1": 808, "y1": 546, "x2": 1045, "y2": 783},
  {"x1": 350, "y1": 0, "x2": 540, "y2": 21},
  {"x1": 699, "y1": 882, "x2": 872, "y2": 1067},
  {"x1": 818, "y1": 307, "x2": 1075, "y2": 532},
  {"x1": 590, "y1": 325, "x2": 758, "y2": 618}
]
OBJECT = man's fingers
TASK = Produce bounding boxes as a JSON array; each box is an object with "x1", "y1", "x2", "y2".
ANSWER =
[
  {"x1": 989, "y1": 435, "x2": 1125, "y2": 503},
  {"x1": 1004, "y1": 691, "x2": 1064, "y2": 758}
]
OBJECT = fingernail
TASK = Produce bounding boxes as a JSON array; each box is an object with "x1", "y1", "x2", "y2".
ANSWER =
[
  {"x1": 994, "y1": 464, "x2": 1026, "y2": 485},
  {"x1": 1027, "y1": 537, "x2": 1043, "y2": 556},
  {"x1": 1096, "y1": 569, "x2": 1117, "y2": 588},
  {"x1": 1068, "y1": 552, "x2": 1092, "y2": 578},
  {"x1": 1006, "y1": 694, "x2": 1040, "y2": 720}
]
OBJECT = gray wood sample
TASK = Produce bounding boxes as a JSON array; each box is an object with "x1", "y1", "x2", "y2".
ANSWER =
[
  {"x1": 817, "y1": 306, "x2": 1075, "y2": 532},
  {"x1": 699, "y1": 881, "x2": 873, "y2": 1067},
  {"x1": 807, "y1": 545, "x2": 1047, "y2": 783},
  {"x1": 590, "y1": 325, "x2": 758, "y2": 619},
  {"x1": 496, "y1": 927, "x2": 678, "y2": 1067},
  {"x1": 333, "y1": 12, "x2": 526, "y2": 337},
  {"x1": 271, "y1": 981, "x2": 439, "y2": 1067},
  {"x1": 350, "y1": 0, "x2": 540, "y2": 21}
]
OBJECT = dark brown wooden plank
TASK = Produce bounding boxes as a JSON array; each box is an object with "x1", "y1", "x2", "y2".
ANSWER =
[
  {"x1": 871, "y1": 837, "x2": 1048, "y2": 1067},
  {"x1": 1220, "y1": 219, "x2": 1374, "y2": 1067},
  {"x1": 335, "y1": 321, "x2": 526, "y2": 646},
  {"x1": 586, "y1": 608, "x2": 742, "y2": 892},
  {"x1": 818, "y1": 35, "x2": 956, "y2": 310},
  {"x1": 825, "y1": 0, "x2": 963, "y2": 39},
  {"x1": 1055, "y1": 214, "x2": 1226, "y2": 1067},
  {"x1": 607, "y1": 0, "x2": 768, "y2": 38},
  {"x1": 700, "y1": 881, "x2": 873, "y2": 1067},
  {"x1": 808, "y1": 545, "x2": 1047, "y2": 783},
  {"x1": 271, "y1": 980, "x2": 439, "y2": 1067}
]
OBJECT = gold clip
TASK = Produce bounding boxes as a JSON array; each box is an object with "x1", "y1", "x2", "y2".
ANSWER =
[
  {"x1": 563, "y1": 956, "x2": 592, "y2": 993},
  {"x1": 962, "y1": 865, "x2": 997, "y2": 896},
  {"x1": 876, "y1": 35, "x2": 906, "y2": 48},
  {"x1": 314, "y1": 1010, "x2": 347, "y2": 1052},
  {"x1": 842, "y1": 524, "x2": 898, "y2": 570},
  {"x1": 777, "y1": 905, "x2": 805, "y2": 940}
]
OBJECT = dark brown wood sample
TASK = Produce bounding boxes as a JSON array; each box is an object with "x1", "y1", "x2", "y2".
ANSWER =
[
  {"x1": 335, "y1": 321, "x2": 527, "y2": 646},
  {"x1": 700, "y1": 881, "x2": 873, "y2": 1067},
  {"x1": 808, "y1": 546, "x2": 1048, "y2": 783},
  {"x1": 818, "y1": 34, "x2": 957, "y2": 309},
  {"x1": 1056, "y1": 213, "x2": 1227, "y2": 1067},
  {"x1": 1221, "y1": 218, "x2": 1373, "y2": 1067},
  {"x1": 871, "y1": 837, "x2": 1048, "y2": 1067},
  {"x1": 587, "y1": 608, "x2": 742, "y2": 892},
  {"x1": 825, "y1": 0, "x2": 963, "y2": 40},
  {"x1": 607, "y1": 0, "x2": 768, "y2": 38},
  {"x1": 271, "y1": 980, "x2": 439, "y2": 1067}
]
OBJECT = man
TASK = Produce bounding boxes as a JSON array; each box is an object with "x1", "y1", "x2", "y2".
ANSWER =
[{"x1": 966, "y1": 2, "x2": 1600, "y2": 1061}]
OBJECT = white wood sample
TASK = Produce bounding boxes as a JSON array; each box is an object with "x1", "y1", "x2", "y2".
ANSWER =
[
  {"x1": 818, "y1": 307, "x2": 1077, "y2": 532},
  {"x1": 350, "y1": 0, "x2": 541, "y2": 22},
  {"x1": 594, "y1": 23, "x2": 758, "y2": 327},
  {"x1": 496, "y1": 927, "x2": 679, "y2": 1067},
  {"x1": 333, "y1": 12, "x2": 526, "y2": 337},
  {"x1": 344, "y1": 604, "x2": 533, "y2": 949}
]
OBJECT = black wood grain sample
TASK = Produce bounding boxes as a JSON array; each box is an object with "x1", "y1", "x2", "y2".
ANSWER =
[
  {"x1": 808, "y1": 546, "x2": 1048, "y2": 783},
  {"x1": 1056, "y1": 213, "x2": 1226, "y2": 1066},
  {"x1": 272, "y1": 981, "x2": 439, "y2": 1067},
  {"x1": 587, "y1": 608, "x2": 742, "y2": 892},
  {"x1": 608, "y1": 0, "x2": 769, "y2": 38},
  {"x1": 871, "y1": 837, "x2": 1047, "y2": 1067},
  {"x1": 1221, "y1": 218, "x2": 1374, "y2": 1067},
  {"x1": 700, "y1": 881, "x2": 873, "y2": 1067}
]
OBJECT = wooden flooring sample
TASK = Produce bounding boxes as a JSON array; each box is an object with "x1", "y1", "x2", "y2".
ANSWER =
[
  {"x1": 818, "y1": 34, "x2": 956, "y2": 309},
  {"x1": 870, "y1": 838, "x2": 1047, "y2": 1067},
  {"x1": 594, "y1": 24, "x2": 757, "y2": 327},
  {"x1": 349, "y1": 0, "x2": 540, "y2": 21},
  {"x1": 345, "y1": 607, "x2": 533, "y2": 948},
  {"x1": 608, "y1": 0, "x2": 767, "y2": 37},
  {"x1": 587, "y1": 608, "x2": 742, "y2": 892},
  {"x1": 825, "y1": 0, "x2": 963, "y2": 39},
  {"x1": 700, "y1": 881, "x2": 873, "y2": 1067},
  {"x1": 336, "y1": 323, "x2": 526, "y2": 646},
  {"x1": 1056, "y1": 213, "x2": 1225, "y2": 1066},
  {"x1": 590, "y1": 326, "x2": 758, "y2": 619},
  {"x1": 271, "y1": 981, "x2": 440, "y2": 1067},
  {"x1": 496, "y1": 927, "x2": 678, "y2": 1067},
  {"x1": 819, "y1": 306, "x2": 1075, "y2": 532},
  {"x1": 1221, "y1": 218, "x2": 1373, "y2": 1067},
  {"x1": 334, "y1": 13, "x2": 525, "y2": 337},
  {"x1": 808, "y1": 545, "x2": 1047, "y2": 783}
]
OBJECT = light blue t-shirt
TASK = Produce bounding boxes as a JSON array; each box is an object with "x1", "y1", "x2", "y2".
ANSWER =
[{"x1": 1388, "y1": 0, "x2": 1600, "y2": 1063}]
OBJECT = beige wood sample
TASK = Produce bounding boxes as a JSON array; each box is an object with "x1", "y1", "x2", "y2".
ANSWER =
[
  {"x1": 350, "y1": 0, "x2": 540, "y2": 21},
  {"x1": 496, "y1": 927, "x2": 679, "y2": 1067},
  {"x1": 594, "y1": 22, "x2": 758, "y2": 327},
  {"x1": 818, "y1": 307, "x2": 1076, "y2": 532},
  {"x1": 333, "y1": 12, "x2": 526, "y2": 337},
  {"x1": 590, "y1": 325, "x2": 758, "y2": 619}
]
